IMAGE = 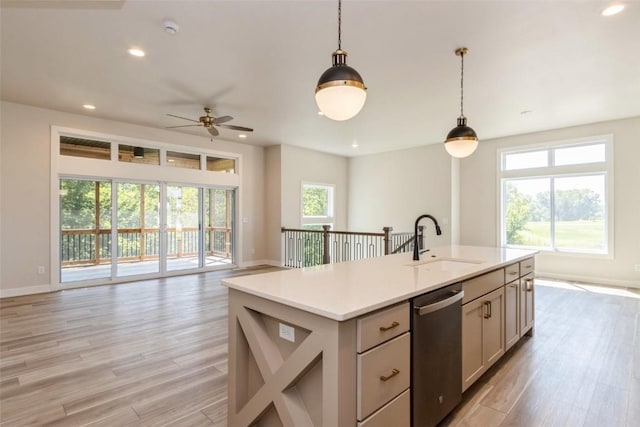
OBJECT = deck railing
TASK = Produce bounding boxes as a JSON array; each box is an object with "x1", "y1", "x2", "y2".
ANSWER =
[
  {"x1": 61, "y1": 226, "x2": 232, "y2": 266},
  {"x1": 281, "y1": 225, "x2": 423, "y2": 268}
]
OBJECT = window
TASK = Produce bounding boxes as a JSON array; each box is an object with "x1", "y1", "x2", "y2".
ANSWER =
[
  {"x1": 206, "y1": 156, "x2": 236, "y2": 173},
  {"x1": 60, "y1": 136, "x2": 111, "y2": 160},
  {"x1": 301, "y1": 183, "x2": 334, "y2": 229},
  {"x1": 166, "y1": 151, "x2": 201, "y2": 169},
  {"x1": 499, "y1": 137, "x2": 612, "y2": 255},
  {"x1": 118, "y1": 144, "x2": 160, "y2": 165}
]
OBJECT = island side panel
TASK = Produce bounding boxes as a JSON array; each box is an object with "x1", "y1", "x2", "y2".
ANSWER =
[{"x1": 228, "y1": 288, "x2": 357, "y2": 427}]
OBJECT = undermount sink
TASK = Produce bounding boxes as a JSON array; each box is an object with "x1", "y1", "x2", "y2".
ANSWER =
[{"x1": 405, "y1": 256, "x2": 483, "y2": 271}]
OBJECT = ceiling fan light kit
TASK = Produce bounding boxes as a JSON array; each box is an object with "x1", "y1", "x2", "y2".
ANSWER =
[
  {"x1": 444, "y1": 47, "x2": 479, "y2": 159},
  {"x1": 315, "y1": 0, "x2": 367, "y2": 121}
]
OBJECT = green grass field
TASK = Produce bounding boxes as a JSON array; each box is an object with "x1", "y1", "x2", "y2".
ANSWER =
[{"x1": 514, "y1": 220, "x2": 605, "y2": 250}]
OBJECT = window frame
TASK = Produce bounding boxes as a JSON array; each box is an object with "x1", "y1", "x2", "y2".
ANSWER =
[
  {"x1": 300, "y1": 182, "x2": 335, "y2": 228},
  {"x1": 497, "y1": 135, "x2": 614, "y2": 258}
]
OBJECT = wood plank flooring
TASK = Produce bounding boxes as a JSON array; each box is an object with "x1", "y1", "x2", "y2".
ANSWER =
[{"x1": 1, "y1": 270, "x2": 638, "y2": 426}]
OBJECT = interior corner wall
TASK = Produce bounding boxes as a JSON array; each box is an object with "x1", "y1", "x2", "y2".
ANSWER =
[
  {"x1": 264, "y1": 145, "x2": 282, "y2": 264},
  {"x1": 348, "y1": 144, "x2": 453, "y2": 246},
  {"x1": 280, "y1": 145, "x2": 349, "y2": 230},
  {"x1": 460, "y1": 116, "x2": 640, "y2": 287},
  {"x1": 0, "y1": 101, "x2": 267, "y2": 296}
]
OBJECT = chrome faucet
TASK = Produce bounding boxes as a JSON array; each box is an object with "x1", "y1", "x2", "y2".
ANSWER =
[{"x1": 413, "y1": 214, "x2": 442, "y2": 261}]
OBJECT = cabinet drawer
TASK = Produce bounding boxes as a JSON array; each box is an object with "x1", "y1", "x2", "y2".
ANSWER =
[
  {"x1": 505, "y1": 263, "x2": 519, "y2": 283},
  {"x1": 357, "y1": 302, "x2": 409, "y2": 353},
  {"x1": 357, "y1": 333, "x2": 410, "y2": 420},
  {"x1": 520, "y1": 258, "x2": 535, "y2": 277},
  {"x1": 462, "y1": 269, "x2": 504, "y2": 304},
  {"x1": 358, "y1": 389, "x2": 410, "y2": 427}
]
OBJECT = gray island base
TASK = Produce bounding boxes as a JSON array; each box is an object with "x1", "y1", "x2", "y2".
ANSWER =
[{"x1": 222, "y1": 245, "x2": 537, "y2": 426}]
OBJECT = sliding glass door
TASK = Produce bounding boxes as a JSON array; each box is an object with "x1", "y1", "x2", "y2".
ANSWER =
[
  {"x1": 166, "y1": 185, "x2": 201, "y2": 272},
  {"x1": 60, "y1": 178, "x2": 235, "y2": 284},
  {"x1": 60, "y1": 179, "x2": 112, "y2": 283},
  {"x1": 205, "y1": 188, "x2": 235, "y2": 267},
  {"x1": 116, "y1": 182, "x2": 160, "y2": 277}
]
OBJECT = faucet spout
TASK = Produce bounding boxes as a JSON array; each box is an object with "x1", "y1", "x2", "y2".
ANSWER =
[{"x1": 413, "y1": 214, "x2": 442, "y2": 261}]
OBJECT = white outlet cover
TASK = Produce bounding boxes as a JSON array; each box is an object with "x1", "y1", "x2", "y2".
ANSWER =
[{"x1": 279, "y1": 323, "x2": 295, "y2": 342}]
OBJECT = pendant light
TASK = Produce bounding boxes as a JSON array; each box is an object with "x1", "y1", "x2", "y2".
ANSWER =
[
  {"x1": 315, "y1": 0, "x2": 367, "y2": 121},
  {"x1": 445, "y1": 47, "x2": 479, "y2": 158}
]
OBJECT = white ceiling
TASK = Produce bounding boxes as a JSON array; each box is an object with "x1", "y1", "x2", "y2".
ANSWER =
[{"x1": 1, "y1": 0, "x2": 639, "y2": 157}]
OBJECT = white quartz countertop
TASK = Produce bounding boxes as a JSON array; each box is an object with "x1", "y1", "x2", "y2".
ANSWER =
[{"x1": 222, "y1": 245, "x2": 538, "y2": 321}]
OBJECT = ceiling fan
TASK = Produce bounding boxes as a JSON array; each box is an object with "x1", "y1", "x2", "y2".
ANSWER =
[{"x1": 166, "y1": 107, "x2": 254, "y2": 137}]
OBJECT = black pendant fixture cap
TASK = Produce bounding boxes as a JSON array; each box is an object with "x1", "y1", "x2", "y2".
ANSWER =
[
  {"x1": 315, "y1": 50, "x2": 366, "y2": 92},
  {"x1": 445, "y1": 116, "x2": 478, "y2": 142}
]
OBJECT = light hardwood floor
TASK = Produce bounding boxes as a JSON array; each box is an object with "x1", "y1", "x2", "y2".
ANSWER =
[{"x1": 1, "y1": 269, "x2": 638, "y2": 426}]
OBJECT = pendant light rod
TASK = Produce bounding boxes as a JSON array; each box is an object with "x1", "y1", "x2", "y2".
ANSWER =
[
  {"x1": 456, "y1": 47, "x2": 468, "y2": 117},
  {"x1": 337, "y1": 0, "x2": 342, "y2": 50}
]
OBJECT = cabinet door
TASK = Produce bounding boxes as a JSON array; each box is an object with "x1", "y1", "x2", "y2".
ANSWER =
[
  {"x1": 520, "y1": 273, "x2": 535, "y2": 335},
  {"x1": 504, "y1": 282, "x2": 520, "y2": 350},
  {"x1": 462, "y1": 298, "x2": 484, "y2": 391},
  {"x1": 483, "y1": 287, "x2": 505, "y2": 369}
]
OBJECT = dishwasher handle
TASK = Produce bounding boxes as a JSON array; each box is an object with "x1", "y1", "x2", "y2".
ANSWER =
[{"x1": 415, "y1": 290, "x2": 464, "y2": 316}]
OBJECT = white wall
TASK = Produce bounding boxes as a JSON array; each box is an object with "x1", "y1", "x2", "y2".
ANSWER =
[
  {"x1": 265, "y1": 145, "x2": 282, "y2": 264},
  {"x1": 460, "y1": 116, "x2": 640, "y2": 287},
  {"x1": 0, "y1": 101, "x2": 267, "y2": 296},
  {"x1": 280, "y1": 145, "x2": 349, "y2": 230},
  {"x1": 348, "y1": 143, "x2": 452, "y2": 246}
]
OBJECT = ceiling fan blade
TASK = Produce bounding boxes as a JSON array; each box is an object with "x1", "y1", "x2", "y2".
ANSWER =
[
  {"x1": 207, "y1": 126, "x2": 219, "y2": 137},
  {"x1": 217, "y1": 124, "x2": 254, "y2": 132},
  {"x1": 166, "y1": 124, "x2": 202, "y2": 128},
  {"x1": 166, "y1": 113, "x2": 200, "y2": 123},
  {"x1": 212, "y1": 115, "x2": 233, "y2": 125}
]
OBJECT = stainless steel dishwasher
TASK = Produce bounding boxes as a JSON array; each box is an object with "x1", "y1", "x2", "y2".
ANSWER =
[{"x1": 411, "y1": 282, "x2": 464, "y2": 427}]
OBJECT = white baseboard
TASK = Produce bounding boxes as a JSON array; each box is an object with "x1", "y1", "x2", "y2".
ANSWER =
[
  {"x1": 536, "y1": 271, "x2": 640, "y2": 289},
  {"x1": 0, "y1": 284, "x2": 53, "y2": 298}
]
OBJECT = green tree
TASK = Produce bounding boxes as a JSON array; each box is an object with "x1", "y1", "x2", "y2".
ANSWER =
[
  {"x1": 555, "y1": 189, "x2": 603, "y2": 221},
  {"x1": 303, "y1": 187, "x2": 329, "y2": 217},
  {"x1": 506, "y1": 184, "x2": 531, "y2": 244}
]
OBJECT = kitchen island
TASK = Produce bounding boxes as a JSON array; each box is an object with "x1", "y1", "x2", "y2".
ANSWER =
[{"x1": 222, "y1": 245, "x2": 537, "y2": 427}]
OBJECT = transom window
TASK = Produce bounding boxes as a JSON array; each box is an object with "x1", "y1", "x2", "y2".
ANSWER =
[{"x1": 499, "y1": 136, "x2": 613, "y2": 255}]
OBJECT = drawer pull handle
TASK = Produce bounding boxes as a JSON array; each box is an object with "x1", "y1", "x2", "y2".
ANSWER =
[
  {"x1": 379, "y1": 321, "x2": 399, "y2": 332},
  {"x1": 525, "y1": 278, "x2": 534, "y2": 291},
  {"x1": 508, "y1": 271, "x2": 518, "y2": 276},
  {"x1": 525, "y1": 264, "x2": 532, "y2": 268},
  {"x1": 380, "y1": 368, "x2": 400, "y2": 382},
  {"x1": 483, "y1": 301, "x2": 491, "y2": 319}
]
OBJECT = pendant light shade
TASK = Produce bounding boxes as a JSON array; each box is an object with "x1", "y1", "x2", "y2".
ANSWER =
[
  {"x1": 445, "y1": 47, "x2": 478, "y2": 158},
  {"x1": 315, "y1": 0, "x2": 367, "y2": 121}
]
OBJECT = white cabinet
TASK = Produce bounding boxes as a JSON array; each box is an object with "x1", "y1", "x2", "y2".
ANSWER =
[
  {"x1": 462, "y1": 282, "x2": 505, "y2": 392},
  {"x1": 357, "y1": 303, "x2": 410, "y2": 426},
  {"x1": 520, "y1": 272, "x2": 535, "y2": 336},
  {"x1": 504, "y1": 280, "x2": 520, "y2": 350},
  {"x1": 504, "y1": 262, "x2": 520, "y2": 351}
]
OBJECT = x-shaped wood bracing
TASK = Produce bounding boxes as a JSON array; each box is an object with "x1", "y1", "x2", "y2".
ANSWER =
[{"x1": 235, "y1": 306, "x2": 324, "y2": 426}]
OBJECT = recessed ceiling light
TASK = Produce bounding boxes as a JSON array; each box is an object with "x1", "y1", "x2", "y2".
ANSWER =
[
  {"x1": 352, "y1": 141, "x2": 359, "y2": 148},
  {"x1": 602, "y1": 4, "x2": 625, "y2": 16},
  {"x1": 163, "y1": 20, "x2": 179, "y2": 35},
  {"x1": 317, "y1": 111, "x2": 325, "y2": 116},
  {"x1": 128, "y1": 48, "x2": 145, "y2": 57},
  {"x1": 238, "y1": 134, "x2": 247, "y2": 139},
  {"x1": 83, "y1": 104, "x2": 96, "y2": 110}
]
